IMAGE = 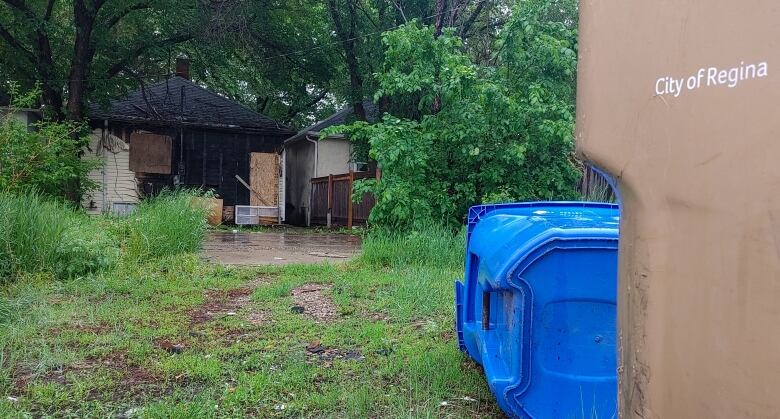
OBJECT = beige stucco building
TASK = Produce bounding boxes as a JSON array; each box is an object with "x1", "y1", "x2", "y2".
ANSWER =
[{"x1": 283, "y1": 102, "x2": 375, "y2": 225}]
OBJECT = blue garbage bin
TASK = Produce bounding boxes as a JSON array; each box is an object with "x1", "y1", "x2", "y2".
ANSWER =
[{"x1": 455, "y1": 202, "x2": 619, "y2": 418}]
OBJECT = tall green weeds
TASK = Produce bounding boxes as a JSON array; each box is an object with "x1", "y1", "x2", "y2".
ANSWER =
[
  {"x1": 0, "y1": 191, "x2": 117, "y2": 282},
  {"x1": 0, "y1": 189, "x2": 208, "y2": 284},
  {"x1": 360, "y1": 223, "x2": 465, "y2": 270},
  {"x1": 122, "y1": 191, "x2": 209, "y2": 261}
]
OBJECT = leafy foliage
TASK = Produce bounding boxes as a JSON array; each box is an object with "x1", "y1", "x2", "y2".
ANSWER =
[
  {"x1": 0, "y1": 0, "x2": 506, "y2": 127},
  {"x1": 0, "y1": 84, "x2": 99, "y2": 199},
  {"x1": 333, "y1": 0, "x2": 580, "y2": 228}
]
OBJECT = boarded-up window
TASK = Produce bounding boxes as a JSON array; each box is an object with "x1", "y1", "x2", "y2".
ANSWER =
[
  {"x1": 249, "y1": 152, "x2": 279, "y2": 207},
  {"x1": 129, "y1": 133, "x2": 172, "y2": 174}
]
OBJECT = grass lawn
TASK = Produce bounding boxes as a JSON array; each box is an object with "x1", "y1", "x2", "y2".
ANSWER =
[{"x1": 0, "y1": 237, "x2": 502, "y2": 417}]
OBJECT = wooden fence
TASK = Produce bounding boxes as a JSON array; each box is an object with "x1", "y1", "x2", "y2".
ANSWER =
[
  {"x1": 310, "y1": 171, "x2": 377, "y2": 227},
  {"x1": 579, "y1": 164, "x2": 617, "y2": 202}
]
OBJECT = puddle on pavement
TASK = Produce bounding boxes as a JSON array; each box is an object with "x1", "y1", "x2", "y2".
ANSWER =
[{"x1": 202, "y1": 231, "x2": 361, "y2": 265}]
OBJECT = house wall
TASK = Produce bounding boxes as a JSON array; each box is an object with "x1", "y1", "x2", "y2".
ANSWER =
[
  {"x1": 316, "y1": 139, "x2": 352, "y2": 176},
  {"x1": 82, "y1": 128, "x2": 139, "y2": 215},
  {"x1": 283, "y1": 136, "x2": 353, "y2": 226},
  {"x1": 92, "y1": 122, "x2": 286, "y2": 209},
  {"x1": 284, "y1": 139, "x2": 315, "y2": 225},
  {"x1": 0, "y1": 108, "x2": 41, "y2": 130},
  {"x1": 180, "y1": 129, "x2": 283, "y2": 206}
]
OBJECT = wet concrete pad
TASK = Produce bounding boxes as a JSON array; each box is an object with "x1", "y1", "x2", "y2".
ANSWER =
[{"x1": 201, "y1": 231, "x2": 361, "y2": 265}]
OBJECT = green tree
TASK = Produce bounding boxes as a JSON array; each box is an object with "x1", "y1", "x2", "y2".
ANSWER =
[
  {"x1": 332, "y1": 0, "x2": 580, "y2": 229},
  {"x1": 0, "y1": 0, "x2": 206, "y2": 120}
]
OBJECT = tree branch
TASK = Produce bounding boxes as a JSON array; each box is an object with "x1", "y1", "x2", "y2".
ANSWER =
[
  {"x1": 0, "y1": 22, "x2": 35, "y2": 64},
  {"x1": 355, "y1": 1, "x2": 377, "y2": 28},
  {"x1": 43, "y1": 0, "x2": 56, "y2": 20},
  {"x1": 103, "y1": 1, "x2": 151, "y2": 29},
  {"x1": 390, "y1": 0, "x2": 407, "y2": 24},
  {"x1": 284, "y1": 89, "x2": 329, "y2": 122},
  {"x1": 105, "y1": 33, "x2": 195, "y2": 78},
  {"x1": 459, "y1": 0, "x2": 487, "y2": 37},
  {"x1": 433, "y1": 0, "x2": 448, "y2": 37}
]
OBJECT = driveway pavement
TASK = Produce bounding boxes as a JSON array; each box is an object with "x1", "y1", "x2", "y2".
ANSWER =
[{"x1": 201, "y1": 231, "x2": 362, "y2": 265}]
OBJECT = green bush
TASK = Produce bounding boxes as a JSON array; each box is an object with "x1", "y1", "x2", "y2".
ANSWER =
[
  {"x1": 54, "y1": 221, "x2": 119, "y2": 278},
  {"x1": 0, "y1": 83, "x2": 100, "y2": 200},
  {"x1": 0, "y1": 191, "x2": 117, "y2": 282},
  {"x1": 123, "y1": 190, "x2": 209, "y2": 261},
  {"x1": 0, "y1": 189, "x2": 209, "y2": 283}
]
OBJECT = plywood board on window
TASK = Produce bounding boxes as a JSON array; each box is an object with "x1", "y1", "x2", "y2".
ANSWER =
[
  {"x1": 129, "y1": 132, "x2": 172, "y2": 174},
  {"x1": 249, "y1": 152, "x2": 279, "y2": 207}
]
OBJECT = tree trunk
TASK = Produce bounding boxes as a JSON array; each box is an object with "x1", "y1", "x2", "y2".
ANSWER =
[
  {"x1": 66, "y1": 0, "x2": 96, "y2": 121},
  {"x1": 431, "y1": 0, "x2": 449, "y2": 114},
  {"x1": 327, "y1": 0, "x2": 366, "y2": 121},
  {"x1": 433, "y1": 0, "x2": 448, "y2": 37}
]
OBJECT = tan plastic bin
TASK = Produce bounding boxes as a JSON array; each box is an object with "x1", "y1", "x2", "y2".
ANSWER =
[
  {"x1": 206, "y1": 198, "x2": 223, "y2": 226},
  {"x1": 578, "y1": 2, "x2": 780, "y2": 418}
]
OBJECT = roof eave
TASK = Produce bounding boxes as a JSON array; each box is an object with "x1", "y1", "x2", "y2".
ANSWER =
[{"x1": 91, "y1": 114, "x2": 295, "y2": 135}]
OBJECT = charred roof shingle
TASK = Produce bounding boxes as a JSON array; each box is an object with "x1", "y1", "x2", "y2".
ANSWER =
[{"x1": 89, "y1": 76, "x2": 294, "y2": 135}]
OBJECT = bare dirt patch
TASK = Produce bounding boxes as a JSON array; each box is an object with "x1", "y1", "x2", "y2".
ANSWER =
[
  {"x1": 154, "y1": 338, "x2": 187, "y2": 354},
  {"x1": 48, "y1": 322, "x2": 112, "y2": 336},
  {"x1": 12, "y1": 351, "x2": 160, "y2": 400},
  {"x1": 210, "y1": 325, "x2": 260, "y2": 345},
  {"x1": 188, "y1": 287, "x2": 251, "y2": 324},
  {"x1": 188, "y1": 276, "x2": 271, "y2": 326},
  {"x1": 291, "y1": 283, "x2": 338, "y2": 323}
]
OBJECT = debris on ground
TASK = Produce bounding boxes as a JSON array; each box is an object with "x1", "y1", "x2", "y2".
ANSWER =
[
  {"x1": 291, "y1": 284, "x2": 338, "y2": 323},
  {"x1": 308, "y1": 251, "x2": 348, "y2": 258},
  {"x1": 155, "y1": 339, "x2": 186, "y2": 354},
  {"x1": 305, "y1": 341, "x2": 364, "y2": 367}
]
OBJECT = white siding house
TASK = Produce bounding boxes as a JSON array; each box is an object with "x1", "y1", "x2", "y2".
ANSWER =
[{"x1": 82, "y1": 128, "x2": 139, "y2": 215}]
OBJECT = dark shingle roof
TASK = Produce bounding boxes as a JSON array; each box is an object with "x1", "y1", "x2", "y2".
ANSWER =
[
  {"x1": 89, "y1": 76, "x2": 294, "y2": 135},
  {"x1": 285, "y1": 100, "x2": 379, "y2": 144}
]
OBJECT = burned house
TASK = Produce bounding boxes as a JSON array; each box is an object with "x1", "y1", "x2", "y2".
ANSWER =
[{"x1": 85, "y1": 59, "x2": 294, "y2": 220}]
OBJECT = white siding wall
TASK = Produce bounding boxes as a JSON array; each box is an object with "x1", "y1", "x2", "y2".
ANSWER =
[
  {"x1": 82, "y1": 129, "x2": 139, "y2": 214},
  {"x1": 316, "y1": 138, "x2": 352, "y2": 176}
]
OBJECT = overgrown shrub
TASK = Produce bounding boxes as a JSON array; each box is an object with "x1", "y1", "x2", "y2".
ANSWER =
[
  {"x1": 0, "y1": 191, "x2": 117, "y2": 282},
  {"x1": 123, "y1": 190, "x2": 209, "y2": 261},
  {"x1": 55, "y1": 221, "x2": 119, "y2": 278},
  {"x1": 0, "y1": 83, "x2": 99, "y2": 200}
]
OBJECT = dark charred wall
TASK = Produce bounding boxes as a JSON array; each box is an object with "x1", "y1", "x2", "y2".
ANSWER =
[
  {"x1": 180, "y1": 129, "x2": 283, "y2": 206},
  {"x1": 104, "y1": 122, "x2": 285, "y2": 206}
]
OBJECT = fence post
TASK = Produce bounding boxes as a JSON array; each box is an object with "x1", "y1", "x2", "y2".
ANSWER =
[
  {"x1": 375, "y1": 167, "x2": 381, "y2": 181},
  {"x1": 327, "y1": 174, "x2": 333, "y2": 228},
  {"x1": 347, "y1": 170, "x2": 354, "y2": 229}
]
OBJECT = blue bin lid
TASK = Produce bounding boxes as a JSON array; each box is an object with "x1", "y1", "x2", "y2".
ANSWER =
[
  {"x1": 458, "y1": 202, "x2": 619, "y2": 418},
  {"x1": 468, "y1": 202, "x2": 619, "y2": 283}
]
